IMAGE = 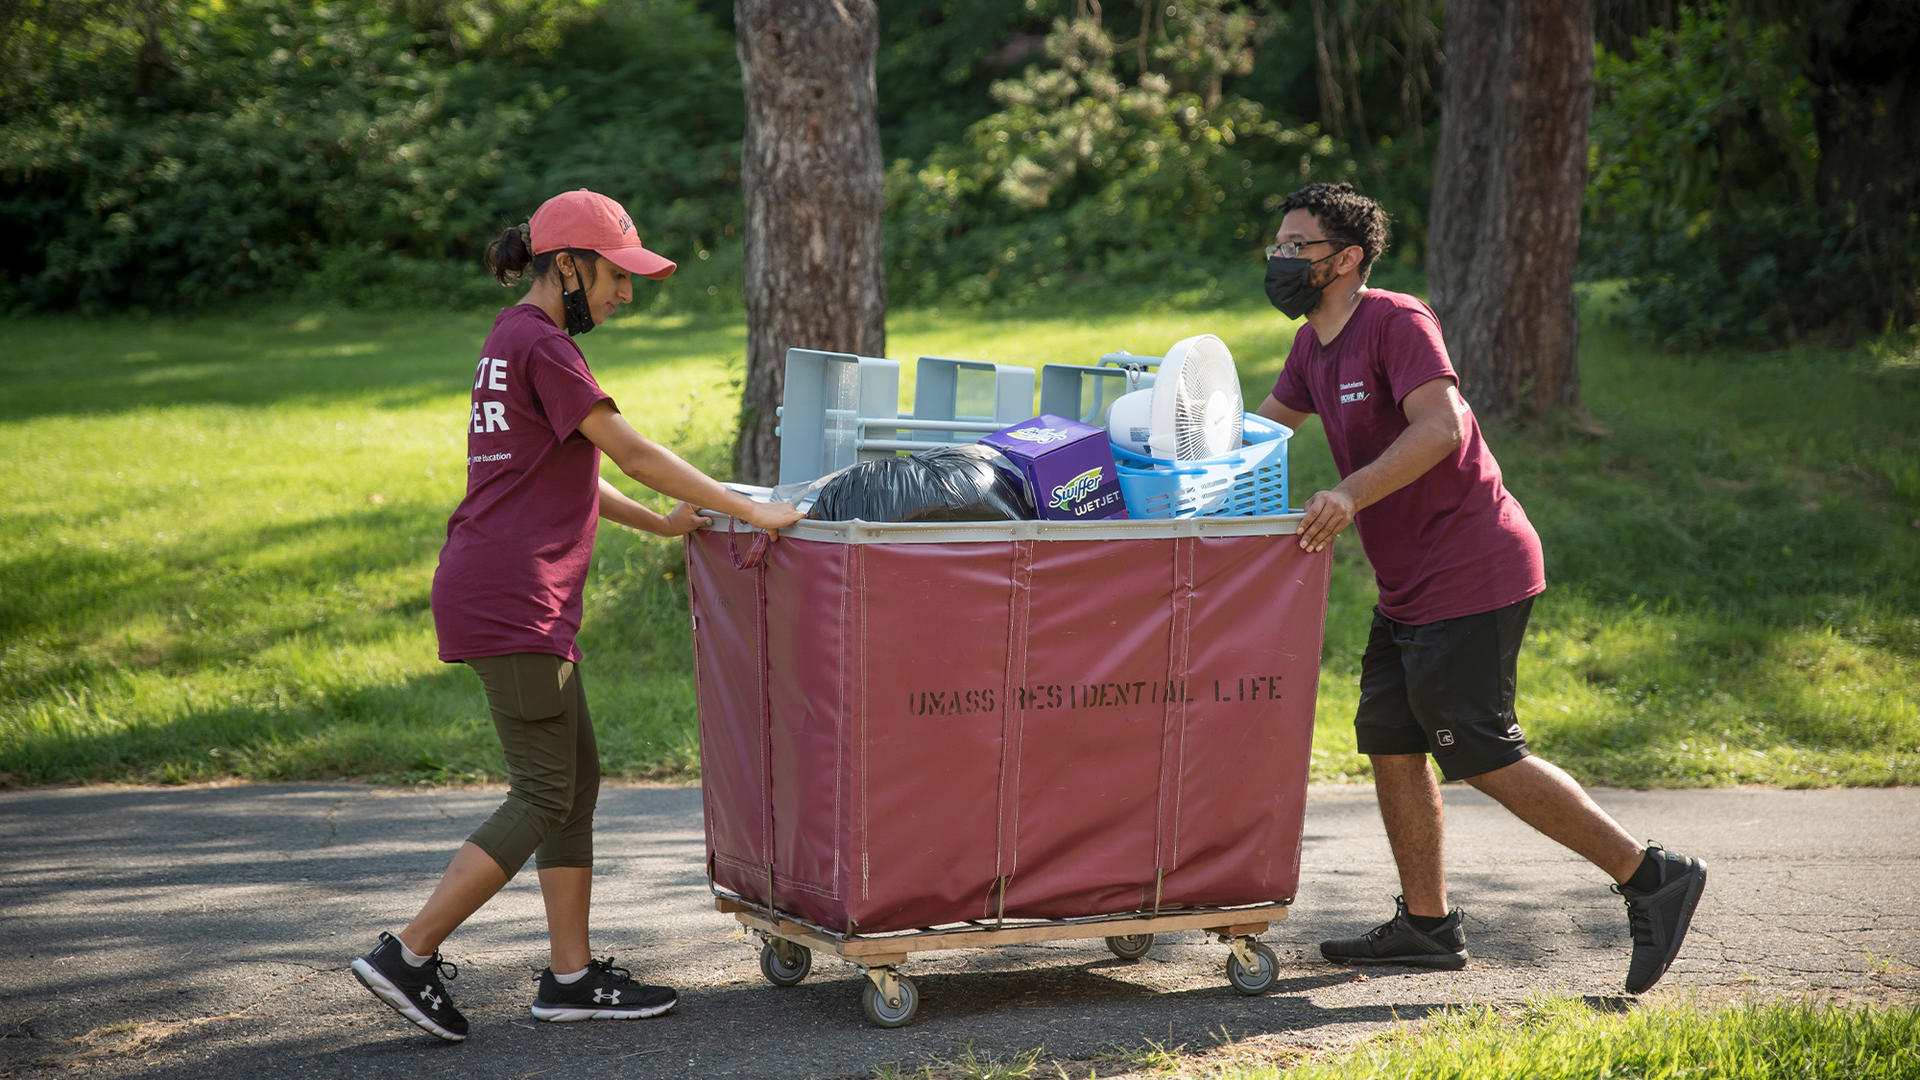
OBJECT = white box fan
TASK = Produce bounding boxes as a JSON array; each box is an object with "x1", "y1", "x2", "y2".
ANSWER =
[{"x1": 1107, "y1": 334, "x2": 1243, "y2": 460}]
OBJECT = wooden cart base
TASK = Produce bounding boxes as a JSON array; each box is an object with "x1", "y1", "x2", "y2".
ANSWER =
[{"x1": 717, "y1": 896, "x2": 1289, "y2": 1027}]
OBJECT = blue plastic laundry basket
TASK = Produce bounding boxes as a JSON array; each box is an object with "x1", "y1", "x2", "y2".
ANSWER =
[{"x1": 1111, "y1": 412, "x2": 1292, "y2": 519}]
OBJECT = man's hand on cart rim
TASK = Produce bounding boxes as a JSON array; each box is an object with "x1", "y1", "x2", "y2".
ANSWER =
[
  {"x1": 740, "y1": 499, "x2": 805, "y2": 540},
  {"x1": 1297, "y1": 488, "x2": 1355, "y2": 553}
]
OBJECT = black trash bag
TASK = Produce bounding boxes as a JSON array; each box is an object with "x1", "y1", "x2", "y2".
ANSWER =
[{"x1": 808, "y1": 444, "x2": 1035, "y2": 522}]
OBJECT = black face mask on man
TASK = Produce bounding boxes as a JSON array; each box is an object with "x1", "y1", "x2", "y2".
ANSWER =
[
  {"x1": 560, "y1": 261, "x2": 597, "y2": 337},
  {"x1": 1264, "y1": 248, "x2": 1344, "y2": 319}
]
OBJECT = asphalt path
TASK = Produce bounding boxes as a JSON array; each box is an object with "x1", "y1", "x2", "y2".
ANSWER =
[{"x1": 2, "y1": 783, "x2": 1916, "y2": 1079}]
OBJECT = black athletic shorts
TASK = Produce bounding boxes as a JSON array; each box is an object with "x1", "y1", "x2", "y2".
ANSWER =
[{"x1": 1353, "y1": 596, "x2": 1535, "y2": 781}]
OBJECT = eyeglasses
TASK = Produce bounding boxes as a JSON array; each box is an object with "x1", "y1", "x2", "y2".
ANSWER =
[{"x1": 1264, "y1": 238, "x2": 1340, "y2": 260}]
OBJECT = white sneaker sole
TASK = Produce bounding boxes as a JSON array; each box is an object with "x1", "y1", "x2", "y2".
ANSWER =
[
  {"x1": 530, "y1": 998, "x2": 677, "y2": 1022},
  {"x1": 351, "y1": 956, "x2": 466, "y2": 1042}
]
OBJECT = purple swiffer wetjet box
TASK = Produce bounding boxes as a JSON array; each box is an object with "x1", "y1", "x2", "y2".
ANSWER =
[{"x1": 981, "y1": 414, "x2": 1129, "y2": 521}]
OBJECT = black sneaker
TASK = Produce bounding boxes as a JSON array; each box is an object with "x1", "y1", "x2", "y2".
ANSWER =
[
  {"x1": 1320, "y1": 896, "x2": 1469, "y2": 970},
  {"x1": 350, "y1": 931, "x2": 468, "y2": 1042},
  {"x1": 530, "y1": 956, "x2": 678, "y2": 1022},
  {"x1": 1616, "y1": 843, "x2": 1707, "y2": 994}
]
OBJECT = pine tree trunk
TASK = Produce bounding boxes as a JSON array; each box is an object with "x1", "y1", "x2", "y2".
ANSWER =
[
  {"x1": 733, "y1": 0, "x2": 887, "y2": 485},
  {"x1": 1426, "y1": 0, "x2": 1594, "y2": 422}
]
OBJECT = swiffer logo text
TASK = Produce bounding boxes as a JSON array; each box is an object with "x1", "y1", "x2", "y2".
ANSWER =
[{"x1": 1048, "y1": 467, "x2": 1105, "y2": 510}]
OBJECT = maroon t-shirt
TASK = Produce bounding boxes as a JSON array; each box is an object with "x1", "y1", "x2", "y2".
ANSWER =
[
  {"x1": 431, "y1": 305, "x2": 613, "y2": 662},
  {"x1": 1271, "y1": 289, "x2": 1544, "y2": 624}
]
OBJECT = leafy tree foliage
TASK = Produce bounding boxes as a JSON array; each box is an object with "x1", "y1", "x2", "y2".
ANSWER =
[
  {"x1": 1236, "y1": 0, "x2": 1443, "y2": 263},
  {"x1": 875, "y1": 0, "x2": 1056, "y2": 165},
  {"x1": 1585, "y1": 2, "x2": 1918, "y2": 346},
  {"x1": 2, "y1": 0, "x2": 1382, "y2": 313},
  {"x1": 883, "y1": 3, "x2": 1351, "y2": 307},
  {"x1": 0, "y1": 0, "x2": 742, "y2": 312},
  {"x1": 5, "y1": 0, "x2": 1912, "y2": 347}
]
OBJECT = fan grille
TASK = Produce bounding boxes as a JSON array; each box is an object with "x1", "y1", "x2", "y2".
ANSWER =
[{"x1": 1163, "y1": 336, "x2": 1243, "y2": 459}]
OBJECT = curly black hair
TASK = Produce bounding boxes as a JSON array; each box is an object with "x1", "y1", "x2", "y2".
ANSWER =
[{"x1": 1277, "y1": 182, "x2": 1390, "y2": 282}]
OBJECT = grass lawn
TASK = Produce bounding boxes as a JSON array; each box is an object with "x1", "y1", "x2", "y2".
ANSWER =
[
  {"x1": 2, "y1": 294, "x2": 1916, "y2": 787},
  {"x1": 1276, "y1": 996, "x2": 1920, "y2": 1080},
  {"x1": 872, "y1": 996, "x2": 1920, "y2": 1079}
]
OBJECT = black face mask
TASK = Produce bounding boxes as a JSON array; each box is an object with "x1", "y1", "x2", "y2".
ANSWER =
[
  {"x1": 1264, "y1": 249, "x2": 1342, "y2": 319},
  {"x1": 560, "y1": 281, "x2": 596, "y2": 337}
]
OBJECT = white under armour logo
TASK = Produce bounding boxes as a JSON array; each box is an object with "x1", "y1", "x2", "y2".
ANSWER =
[
  {"x1": 593, "y1": 988, "x2": 621, "y2": 1004},
  {"x1": 418, "y1": 986, "x2": 442, "y2": 1010}
]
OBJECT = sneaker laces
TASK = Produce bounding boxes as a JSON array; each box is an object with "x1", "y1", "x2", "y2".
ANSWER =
[
  {"x1": 1614, "y1": 887, "x2": 1659, "y2": 947},
  {"x1": 1613, "y1": 840, "x2": 1673, "y2": 946},
  {"x1": 587, "y1": 956, "x2": 634, "y2": 986},
  {"x1": 1364, "y1": 895, "x2": 1412, "y2": 942},
  {"x1": 382, "y1": 932, "x2": 457, "y2": 984},
  {"x1": 1368, "y1": 895, "x2": 1457, "y2": 943}
]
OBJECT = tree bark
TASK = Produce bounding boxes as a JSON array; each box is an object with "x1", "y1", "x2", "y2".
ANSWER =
[
  {"x1": 1426, "y1": 0, "x2": 1594, "y2": 422},
  {"x1": 733, "y1": 0, "x2": 887, "y2": 485}
]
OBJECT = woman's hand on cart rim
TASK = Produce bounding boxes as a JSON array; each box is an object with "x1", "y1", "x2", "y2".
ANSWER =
[
  {"x1": 659, "y1": 501, "x2": 711, "y2": 537},
  {"x1": 741, "y1": 499, "x2": 805, "y2": 540}
]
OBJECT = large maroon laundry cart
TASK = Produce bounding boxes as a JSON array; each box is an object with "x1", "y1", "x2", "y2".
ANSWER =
[{"x1": 686, "y1": 512, "x2": 1331, "y2": 1026}]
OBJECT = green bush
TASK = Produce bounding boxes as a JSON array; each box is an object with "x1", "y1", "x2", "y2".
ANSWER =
[
  {"x1": 0, "y1": 0, "x2": 742, "y2": 313},
  {"x1": 1584, "y1": 4, "x2": 1919, "y2": 346},
  {"x1": 1590, "y1": 210, "x2": 1907, "y2": 350},
  {"x1": 884, "y1": 10, "x2": 1353, "y2": 308}
]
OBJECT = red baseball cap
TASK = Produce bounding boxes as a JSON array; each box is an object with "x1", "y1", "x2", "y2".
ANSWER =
[{"x1": 528, "y1": 189, "x2": 677, "y2": 280}]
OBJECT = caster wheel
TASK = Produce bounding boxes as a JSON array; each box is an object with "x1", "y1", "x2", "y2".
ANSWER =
[
  {"x1": 1105, "y1": 933, "x2": 1154, "y2": 960},
  {"x1": 860, "y1": 974, "x2": 919, "y2": 1028},
  {"x1": 759, "y1": 939, "x2": 812, "y2": 986},
  {"x1": 1226, "y1": 940, "x2": 1279, "y2": 995}
]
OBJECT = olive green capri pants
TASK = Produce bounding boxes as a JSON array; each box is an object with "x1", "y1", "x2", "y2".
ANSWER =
[{"x1": 463, "y1": 653, "x2": 600, "y2": 878}]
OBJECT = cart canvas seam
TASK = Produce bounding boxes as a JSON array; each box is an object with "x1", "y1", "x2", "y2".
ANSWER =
[
  {"x1": 833, "y1": 542, "x2": 849, "y2": 902},
  {"x1": 1153, "y1": 537, "x2": 1183, "y2": 879},
  {"x1": 994, "y1": 539, "x2": 1021, "y2": 894},
  {"x1": 755, "y1": 541, "x2": 773, "y2": 902},
  {"x1": 713, "y1": 852, "x2": 759, "y2": 875},
  {"x1": 1167, "y1": 535, "x2": 1197, "y2": 870},
  {"x1": 994, "y1": 539, "x2": 1025, "y2": 887},
  {"x1": 855, "y1": 542, "x2": 869, "y2": 902},
  {"x1": 1006, "y1": 539, "x2": 1034, "y2": 881}
]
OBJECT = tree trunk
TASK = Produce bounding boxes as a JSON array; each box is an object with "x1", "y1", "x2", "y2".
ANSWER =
[
  {"x1": 1806, "y1": 0, "x2": 1920, "y2": 331},
  {"x1": 129, "y1": 0, "x2": 174, "y2": 96},
  {"x1": 1426, "y1": 0, "x2": 1594, "y2": 422},
  {"x1": 733, "y1": 0, "x2": 887, "y2": 485}
]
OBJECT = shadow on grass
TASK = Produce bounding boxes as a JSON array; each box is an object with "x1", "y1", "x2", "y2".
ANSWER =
[
  {"x1": 0, "y1": 670, "x2": 485, "y2": 787},
  {"x1": 1, "y1": 499, "x2": 447, "y2": 674},
  {"x1": 0, "y1": 307, "x2": 748, "y2": 423}
]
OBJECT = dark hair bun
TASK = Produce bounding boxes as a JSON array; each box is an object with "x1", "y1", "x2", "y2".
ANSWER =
[{"x1": 484, "y1": 224, "x2": 534, "y2": 285}]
